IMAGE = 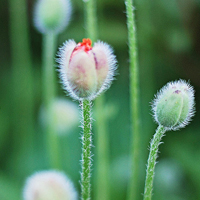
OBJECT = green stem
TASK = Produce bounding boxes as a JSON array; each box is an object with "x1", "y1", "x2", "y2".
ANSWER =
[
  {"x1": 95, "y1": 95, "x2": 110, "y2": 200},
  {"x1": 84, "y1": 0, "x2": 97, "y2": 41},
  {"x1": 84, "y1": 1, "x2": 110, "y2": 199},
  {"x1": 42, "y1": 33, "x2": 61, "y2": 169},
  {"x1": 9, "y1": 0, "x2": 34, "y2": 155},
  {"x1": 136, "y1": 0, "x2": 156, "y2": 176},
  {"x1": 125, "y1": 0, "x2": 140, "y2": 200},
  {"x1": 81, "y1": 99, "x2": 92, "y2": 200},
  {"x1": 143, "y1": 125, "x2": 166, "y2": 200}
]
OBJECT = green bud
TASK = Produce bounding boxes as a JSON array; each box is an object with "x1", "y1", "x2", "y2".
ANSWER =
[
  {"x1": 34, "y1": 0, "x2": 72, "y2": 34},
  {"x1": 153, "y1": 80, "x2": 195, "y2": 130}
]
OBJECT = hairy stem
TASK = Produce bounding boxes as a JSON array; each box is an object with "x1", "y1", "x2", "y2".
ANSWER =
[
  {"x1": 81, "y1": 99, "x2": 92, "y2": 200},
  {"x1": 42, "y1": 33, "x2": 61, "y2": 169},
  {"x1": 125, "y1": 0, "x2": 140, "y2": 200},
  {"x1": 85, "y1": 0, "x2": 111, "y2": 198},
  {"x1": 84, "y1": 0, "x2": 110, "y2": 199},
  {"x1": 144, "y1": 125, "x2": 166, "y2": 200}
]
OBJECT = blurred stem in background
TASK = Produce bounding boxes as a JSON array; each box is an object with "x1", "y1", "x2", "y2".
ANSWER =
[
  {"x1": 9, "y1": 0, "x2": 35, "y2": 169},
  {"x1": 84, "y1": 0, "x2": 110, "y2": 200},
  {"x1": 84, "y1": 0, "x2": 97, "y2": 41},
  {"x1": 42, "y1": 33, "x2": 61, "y2": 169},
  {"x1": 125, "y1": 0, "x2": 141, "y2": 200},
  {"x1": 95, "y1": 95, "x2": 110, "y2": 200},
  {"x1": 136, "y1": 0, "x2": 156, "y2": 191},
  {"x1": 34, "y1": 0, "x2": 73, "y2": 170}
]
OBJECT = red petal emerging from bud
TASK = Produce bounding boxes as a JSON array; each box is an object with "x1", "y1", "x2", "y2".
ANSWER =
[
  {"x1": 73, "y1": 38, "x2": 92, "y2": 53},
  {"x1": 58, "y1": 39, "x2": 117, "y2": 100}
]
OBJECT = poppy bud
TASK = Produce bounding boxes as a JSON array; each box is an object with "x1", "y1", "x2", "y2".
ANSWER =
[
  {"x1": 57, "y1": 38, "x2": 117, "y2": 100},
  {"x1": 152, "y1": 80, "x2": 195, "y2": 130},
  {"x1": 23, "y1": 170, "x2": 78, "y2": 200},
  {"x1": 34, "y1": 0, "x2": 72, "y2": 34}
]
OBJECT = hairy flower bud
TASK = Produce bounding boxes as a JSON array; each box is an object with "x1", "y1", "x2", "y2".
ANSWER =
[
  {"x1": 34, "y1": 0, "x2": 72, "y2": 34},
  {"x1": 57, "y1": 38, "x2": 117, "y2": 100},
  {"x1": 152, "y1": 80, "x2": 195, "y2": 130},
  {"x1": 23, "y1": 170, "x2": 77, "y2": 200}
]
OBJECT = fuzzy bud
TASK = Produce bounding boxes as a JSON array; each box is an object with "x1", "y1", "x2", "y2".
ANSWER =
[
  {"x1": 34, "y1": 0, "x2": 72, "y2": 34},
  {"x1": 152, "y1": 80, "x2": 195, "y2": 130},
  {"x1": 57, "y1": 38, "x2": 117, "y2": 100},
  {"x1": 23, "y1": 170, "x2": 78, "y2": 200}
]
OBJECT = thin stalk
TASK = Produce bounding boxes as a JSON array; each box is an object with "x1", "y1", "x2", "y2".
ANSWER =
[
  {"x1": 125, "y1": 0, "x2": 140, "y2": 200},
  {"x1": 84, "y1": 0, "x2": 97, "y2": 41},
  {"x1": 9, "y1": 0, "x2": 34, "y2": 155},
  {"x1": 136, "y1": 0, "x2": 156, "y2": 179},
  {"x1": 84, "y1": 1, "x2": 110, "y2": 200},
  {"x1": 95, "y1": 95, "x2": 110, "y2": 200},
  {"x1": 42, "y1": 33, "x2": 61, "y2": 169},
  {"x1": 143, "y1": 125, "x2": 166, "y2": 200},
  {"x1": 81, "y1": 99, "x2": 92, "y2": 200}
]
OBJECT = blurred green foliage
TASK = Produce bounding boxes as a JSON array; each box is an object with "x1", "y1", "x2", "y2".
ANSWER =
[{"x1": 1, "y1": 0, "x2": 200, "y2": 199}]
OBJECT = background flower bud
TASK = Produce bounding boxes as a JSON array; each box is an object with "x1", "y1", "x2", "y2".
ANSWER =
[
  {"x1": 23, "y1": 170, "x2": 78, "y2": 200},
  {"x1": 39, "y1": 98, "x2": 79, "y2": 135},
  {"x1": 152, "y1": 80, "x2": 195, "y2": 130},
  {"x1": 34, "y1": 0, "x2": 72, "y2": 34},
  {"x1": 58, "y1": 39, "x2": 117, "y2": 100}
]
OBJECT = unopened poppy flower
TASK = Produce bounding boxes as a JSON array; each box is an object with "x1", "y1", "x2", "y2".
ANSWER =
[
  {"x1": 57, "y1": 38, "x2": 117, "y2": 100},
  {"x1": 152, "y1": 80, "x2": 195, "y2": 130}
]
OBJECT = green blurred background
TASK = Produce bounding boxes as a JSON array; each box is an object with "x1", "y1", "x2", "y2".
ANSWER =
[{"x1": 1, "y1": 0, "x2": 200, "y2": 199}]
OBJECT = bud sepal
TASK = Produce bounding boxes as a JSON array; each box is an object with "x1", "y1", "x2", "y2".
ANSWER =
[{"x1": 152, "y1": 80, "x2": 195, "y2": 130}]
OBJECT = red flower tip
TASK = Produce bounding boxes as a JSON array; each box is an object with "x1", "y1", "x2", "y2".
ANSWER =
[
  {"x1": 74, "y1": 38, "x2": 92, "y2": 53},
  {"x1": 82, "y1": 38, "x2": 92, "y2": 47}
]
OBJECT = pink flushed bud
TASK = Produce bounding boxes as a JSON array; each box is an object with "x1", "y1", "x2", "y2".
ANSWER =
[{"x1": 57, "y1": 38, "x2": 117, "y2": 100}]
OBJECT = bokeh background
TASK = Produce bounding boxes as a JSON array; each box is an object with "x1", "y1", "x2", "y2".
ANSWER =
[{"x1": 1, "y1": 0, "x2": 200, "y2": 199}]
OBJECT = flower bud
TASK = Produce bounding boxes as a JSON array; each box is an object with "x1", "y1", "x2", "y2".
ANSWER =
[
  {"x1": 152, "y1": 80, "x2": 195, "y2": 130},
  {"x1": 23, "y1": 170, "x2": 78, "y2": 200},
  {"x1": 34, "y1": 0, "x2": 72, "y2": 34},
  {"x1": 39, "y1": 98, "x2": 79, "y2": 135},
  {"x1": 57, "y1": 38, "x2": 117, "y2": 100}
]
